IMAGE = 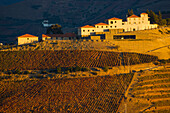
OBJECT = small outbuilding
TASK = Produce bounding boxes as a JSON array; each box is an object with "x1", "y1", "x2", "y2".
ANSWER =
[
  {"x1": 17, "y1": 34, "x2": 38, "y2": 45},
  {"x1": 43, "y1": 33, "x2": 77, "y2": 40}
]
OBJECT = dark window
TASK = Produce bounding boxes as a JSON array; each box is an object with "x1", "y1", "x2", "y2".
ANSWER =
[
  {"x1": 110, "y1": 21, "x2": 113, "y2": 24},
  {"x1": 133, "y1": 28, "x2": 135, "y2": 31},
  {"x1": 88, "y1": 30, "x2": 90, "y2": 32},
  {"x1": 115, "y1": 26, "x2": 117, "y2": 28},
  {"x1": 106, "y1": 26, "x2": 108, "y2": 28},
  {"x1": 122, "y1": 23, "x2": 124, "y2": 25},
  {"x1": 115, "y1": 21, "x2": 117, "y2": 23},
  {"x1": 27, "y1": 38, "x2": 29, "y2": 40},
  {"x1": 101, "y1": 26, "x2": 103, "y2": 28},
  {"x1": 97, "y1": 26, "x2": 99, "y2": 28},
  {"x1": 110, "y1": 26, "x2": 112, "y2": 28},
  {"x1": 83, "y1": 30, "x2": 85, "y2": 32},
  {"x1": 92, "y1": 30, "x2": 94, "y2": 32}
]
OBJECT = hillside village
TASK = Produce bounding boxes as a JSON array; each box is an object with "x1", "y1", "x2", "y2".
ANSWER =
[{"x1": 16, "y1": 13, "x2": 159, "y2": 45}]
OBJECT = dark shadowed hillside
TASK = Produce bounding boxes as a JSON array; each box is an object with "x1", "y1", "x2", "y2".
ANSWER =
[{"x1": 0, "y1": 0, "x2": 170, "y2": 43}]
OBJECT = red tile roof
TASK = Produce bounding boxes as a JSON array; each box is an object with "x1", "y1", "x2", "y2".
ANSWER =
[
  {"x1": 141, "y1": 13, "x2": 148, "y2": 15},
  {"x1": 47, "y1": 33, "x2": 76, "y2": 37},
  {"x1": 95, "y1": 23, "x2": 108, "y2": 25},
  {"x1": 42, "y1": 34, "x2": 50, "y2": 37},
  {"x1": 108, "y1": 17, "x2": 122, "y2": 20},
  {"x1": 18, "y1": 34, "x2": 38, "y2": 38},
  {"x1": 128, "y1": 15, "x2": 140, "y2": 18},
  {"x1": 81, "y1": 25, "x2": 95, "y2": 28}
]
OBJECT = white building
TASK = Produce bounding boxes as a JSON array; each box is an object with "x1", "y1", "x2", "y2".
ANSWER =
[
  {"x1": 17, "y1": 34, "x2": 38, "y2": 45},
  {"x1": 78, "y1": 13, "x2": 158, "y2": 37}
]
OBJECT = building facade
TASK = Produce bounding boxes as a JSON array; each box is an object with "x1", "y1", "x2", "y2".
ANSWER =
[
  {"x1": 78, "y1": 13, "x2": 158, "y2": 37},
  {"x1": 42, "y1": 33, "x2": 77, "y2": 41},
  {"x1": 17, "y1": 34, "x2": 38, "y2": 45}
]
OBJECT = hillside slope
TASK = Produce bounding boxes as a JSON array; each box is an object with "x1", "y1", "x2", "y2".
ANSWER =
[
  {"x1": 118, "y1": 65, "x2": 170, "y2": 113},
  {"x1": 0, "y1": 0, "x2": 170, "y2": 43},
  {"x1": 0, "y1": 74, "x2": 133, "y2": 112}
]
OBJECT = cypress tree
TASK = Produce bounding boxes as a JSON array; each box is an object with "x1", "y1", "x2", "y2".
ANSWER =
[
  {"x1": 127, "y1": 9, "x2": 134, "y2": 17},
  {"x1": 146, "y1": 9, "x2": 150, "y2": 16},
  {"x1": 158, "y1": 11, "x2": 163, "y2": 25}
]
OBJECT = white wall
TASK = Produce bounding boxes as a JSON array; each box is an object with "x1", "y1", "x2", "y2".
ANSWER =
[{"x1": 18, "y1": 37, "x2": 38, "y2": 45}]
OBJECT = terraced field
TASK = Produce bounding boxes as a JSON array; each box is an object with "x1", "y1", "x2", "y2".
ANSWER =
[
  {"x1": 0, "y1": 50, "x2": 158, "y2": 71},
  {"x1": 118, "y1": 66, "x2": 170, "y2": 113}
]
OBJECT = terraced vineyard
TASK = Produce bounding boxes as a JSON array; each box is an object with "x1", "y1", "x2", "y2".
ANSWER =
[
  {"x1": 0, "y1": 74, "x2": 133, "y2": 112},
  {"x1": 0, "y1": 50, "x2": 158, "y2": 71},
  {"x1": 128, "y1": 68, "x2": 170, "y2": 113}
]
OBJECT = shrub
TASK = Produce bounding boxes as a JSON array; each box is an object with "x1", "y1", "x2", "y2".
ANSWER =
[
  {"x1": 91, "y1": 72, "x2": 97, "y2": 75},
  {"x1": 23, "y1": 71, "x2": 30, "y2": 74},
  {"x1": 158, "y1": 30, "x2": 163, "y2": 34},
  {"x1": 65, "y1": 70, "x2": 70, "y2": 74},
  {"x1": 74, "y1": 66, "x2": 81, "y2": 72},
  {"x1": 81, "y1": 67, "x2": 89, "y2": 72},
  {"x1": 13, "y1": 69, "x2": 21, "y2": 74},
  {"x1": 35, "y1": 74, "x2": 44, "y2": 79},
  {"x1": 56, "y1": 67, "x2": 62, "y2": 74},
  {"x1": 41, "y1": 70, "x2": 48, "y2": 74},
  {"x1": 68, "y1": 67, "x2": 74, "y2": 72},
  {"x1": 103, "y1": 66, "x2": 109, "y2": 72}
]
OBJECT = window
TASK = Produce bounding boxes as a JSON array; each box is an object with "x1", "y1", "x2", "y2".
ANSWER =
[
  {"x1": 101, "y1": 26, "x2": 103, "y2": 28},
  {"x1": 27, "y1": 38, "x2": 29, "y2": 40},
  {"x1": 133, "y1": 28, "x2": 135, "y2": 31},
  {"x1": 92, "y1": 30, "x2": 94, "y2": 32},
  {"x1": 129, "y1": 22, "x2": 131, "y2": 24},
  {"x1": 115, "y1": 21, "x2": 117, "y2": 23},
  {"x1": 139, "y1": 22, "x2": 141, "y2": 24},
  {"x1": 115, "y1": 26, "x2": 117, "y2": 28},
  {"x1": 106, "y1": 26, "x2": 108, "y2": 28},
  {"x1": 122, "y1": 23, "x2": 124, "y2": 25},
  {"x1": 97, "y1": 26, "x2": 99, "y2": 28},
  {"x1": 88, "y1": 30, "x2": 90, "y2": 32},
  {"x1": 110, "y1": 26, "x2": 112, "y2": 28},
  {"x1": 110, "y1": 21, "x2": 113, "y2": 24},
  {"x1": 83, "y1": 30, "x2": 85, "y2": 32}
]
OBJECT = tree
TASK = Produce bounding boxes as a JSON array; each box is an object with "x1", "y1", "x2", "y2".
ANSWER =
[
  {"x1": 46, "y1": 24, "x2": 63, "y2": 34},
  {"x1": 162, "y1": 19, "x2": 167, "y2": 25},
  {"x1": 158, "y1": 11, "x2": 163, "y2": 25},
  {"x1": 149, "y1": 10, "x2": 159, "y2": 24},
  {"x1": 166, "y1": 18, "x2": 170, "y2": 25},
  {"x1": 146, "y1": 9, "x2": 150, "y2": 16},
  {"x1": 127, "y1": 9, "x2": 134, "y2": 17}
]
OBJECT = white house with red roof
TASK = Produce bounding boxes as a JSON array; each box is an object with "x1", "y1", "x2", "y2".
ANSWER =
[
  {"x1": 78, "y1": 13, "x2": 158, "y2": 37},
  {"x1": 17, "y1": 34, "x2": 38, "y2": 45}
]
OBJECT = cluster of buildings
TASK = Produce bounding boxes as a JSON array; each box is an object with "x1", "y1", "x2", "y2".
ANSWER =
[
  {"x1": 17, "y1": 13, "x2": 158, "y2": 45},
  {"x1": 78, "y1": 13, "x2": 158, "y2": 40},
  {"x1": 17, "y1": 33, "x2": 76, "y2": 45}
]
